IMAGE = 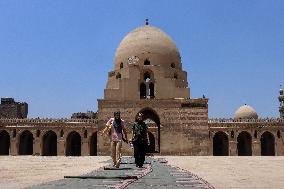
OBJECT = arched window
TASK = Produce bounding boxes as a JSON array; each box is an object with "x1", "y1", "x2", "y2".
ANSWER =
[
  {"x1": 144, "y1": 59, "x2": 150, "y2": 65},
  {"x1": 174, "y1": 73, "x2": 178, "y2": 79},
  {"x1": 144, "y1": 72, "x2": 151, "y2": 81},
  {"x1": 116, "y1": 73, "x2": 121, "y2": 79},
  {"x1": 149, "y1": 82, "x2": 154, "y2": 98},
  {"x1": 171, "y1": 63, "x2": 175, "y2": 68},
  {"x1": 120, "y1": 62, "x2": 123, "y2": 69},
  {"x1": 140, "y1": 83, "x2": 146, "y2": 99}
]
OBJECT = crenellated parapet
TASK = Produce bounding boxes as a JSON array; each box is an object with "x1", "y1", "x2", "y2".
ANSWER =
[
  {"x1": 209, "y1": 118, "x2": 284, "y2": 123},
  {"x1": 0, "y1": 118, "x2": 98, "y2": 128},
  {"x1": 209, "y1": 118, "x2": 284, "y2": 131}
]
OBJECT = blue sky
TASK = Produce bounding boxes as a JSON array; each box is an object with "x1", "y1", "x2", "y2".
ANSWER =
[{"x1": 0, "y1": 0, "x2": 283, "y2": 118}]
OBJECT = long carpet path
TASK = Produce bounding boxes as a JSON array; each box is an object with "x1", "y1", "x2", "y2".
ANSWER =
[{"x1": 27, "y1": 157, "x2": 215, "y2": 189}]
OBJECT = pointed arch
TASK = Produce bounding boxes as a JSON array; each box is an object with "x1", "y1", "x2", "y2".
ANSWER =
[
  {"x1": 19, "y1": 130, "x2": 33, "y2": 155},
  {"x1": 213, "y1": 131, "x2": 229, "y2": 156},
  {"x1": 0, "y1": 130, "x2": 10, "y2": 155},
  {"x1": 42, "y1": 130, "x2": 57, "y2": 156},
  {"x1": 149, "y1": 82, "x2": 155, "y2": 98},
  {"x1": 140, "y1": 83, "x2": 146, "y2": 99},
  {"x1": 237, "y1": 131, "x2": 252, "y2": 156},
  {"x1": 261, "y1": 131, "x2": 275, "y2": 156},
  {"x1": 136, "y1": 107, "x2": 160, "y2": 153},
  {"x1": 90, "y1": 132, "x2": 97, "y2": 156},
  {"x1": 66, "y1": 131, "x2": 81, "y2": 156}
]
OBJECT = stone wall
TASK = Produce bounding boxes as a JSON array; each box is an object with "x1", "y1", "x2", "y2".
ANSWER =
[{"x1": 97, "y1": 98, "x2": 209, "y2": 156}]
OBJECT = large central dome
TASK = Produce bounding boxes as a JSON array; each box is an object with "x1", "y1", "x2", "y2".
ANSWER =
[{"x1": 114, "y1": 25, "x2": 181, "y2": 70}]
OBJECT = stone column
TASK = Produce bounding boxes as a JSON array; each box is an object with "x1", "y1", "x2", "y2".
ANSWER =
[
  {"x1": 229, "y1": 140, "x2": 237, "y2": 156},
  {"x1": 275, "y1": 138, "x2": 284, "y2": 156},
  {"x1": 58, "y1": 138, "x2": 65, "y2": 156},
  {"x1": 81, "y1": 138, "x2": 89, "y2": 156},
  {"x1": 10, "y1": 137, "x2": 18, "y2": 155},
  {"x1": 33, "y1": 137, "x2": 41, "y2": 155},
  {"x1": 252, "y1": 140, "x2": 261, "y2": 156}
]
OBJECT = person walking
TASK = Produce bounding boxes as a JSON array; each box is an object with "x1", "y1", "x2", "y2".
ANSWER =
[
  {"x1": 105, "y1": 111, "x2": 128, "y2": 168},
  {"x1": 131, "y1": 112, "x2": 150, "y2": 168}
]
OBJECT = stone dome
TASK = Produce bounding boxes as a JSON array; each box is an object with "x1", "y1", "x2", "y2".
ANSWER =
[
  {"x1": 114, "y1": 24, "x2": 181, "y2": 70},
  {"x1": 234, "y1": 104, "x2": 258, "y2": 119}
]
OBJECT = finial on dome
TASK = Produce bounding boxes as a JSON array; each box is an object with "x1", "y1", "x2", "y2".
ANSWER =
[{"x1": 145, "y1": 18, "x2": 149, "y2": 25}]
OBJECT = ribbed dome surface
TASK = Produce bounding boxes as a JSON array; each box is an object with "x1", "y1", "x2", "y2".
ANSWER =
[
  {"x1": 114, "y1": 25, "x2": 181, "y2": 69},
  {"x1": 234, "y1": 104, "x2": 258, "y2": 119}
]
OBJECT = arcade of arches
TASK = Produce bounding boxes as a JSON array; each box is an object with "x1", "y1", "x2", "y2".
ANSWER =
[
  {"x1": 0, "y1": 127, "x2": 98, "y2": 156},
  {"x1": 1, "y1": 117, "x2": 284, "y2": 156},
  {"x1": 211, "y1": 129, "x2": 282, "y2": 156}
]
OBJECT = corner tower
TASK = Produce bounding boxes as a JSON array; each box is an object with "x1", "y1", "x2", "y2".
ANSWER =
[{"x1": 97, "y1": 21, "x2": 209, "y2": 155}]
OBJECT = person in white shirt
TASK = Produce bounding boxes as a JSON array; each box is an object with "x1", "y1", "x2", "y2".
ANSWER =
[{"x1": 105, "y1": 111, "x2": 128, "y2": 168}]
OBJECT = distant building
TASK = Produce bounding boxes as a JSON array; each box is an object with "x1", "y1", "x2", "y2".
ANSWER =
[
  {"x1": 0, "y1": 98, "x2": 28, "y2": 118},
  {"x1": 71, "y1": 111, "x2": 97, "y2": 119}
]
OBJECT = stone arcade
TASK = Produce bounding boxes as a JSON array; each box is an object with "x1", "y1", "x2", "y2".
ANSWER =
[{"x1": 0, "y1": 22, "x2": 284, "y2": 156}]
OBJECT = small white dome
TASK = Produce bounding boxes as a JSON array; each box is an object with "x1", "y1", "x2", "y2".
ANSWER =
[{"x1": 234, "y1": 104, "x2": 258, "y2": 119}]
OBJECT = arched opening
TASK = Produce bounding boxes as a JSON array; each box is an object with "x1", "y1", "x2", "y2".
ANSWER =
[
  {"x1": 0, "y1": 130, "x2": 10, "y2": 155},
  {"x1": 144, "y1": 72, "x2": 151, "y2": 81},
  {"x1": 120, "y1": 62, "x2": 123, "y2": 69},
  {"x1": 174, "y1": 73, "x2": 178, "y2": 79},
  {"x1": 116, "y1": 73, "x2": 121, "y2": 79},
  {"x1": 66, "y1": 131, "x2": 81, "y2": 156},
  {"x1": 261, "y1": 131, "x2": 275, "y2": 156},
  {"x1": 146, "y1": 131, "x2": 155, "y2": 153},
  {"x1": 237, "y1": 131, "x2": 252, "y2": 156},
  {"x1": 149, "y1": 82, "x2": 154, "y2": 98},
  {"x1": 171, "y1": 63, "x2": 175, "y2": 68},
  {"x1": 42, "y1": 131, "x2": 57, "y2": 156},
  {"x1": 60, "y1": 130, "x2": 64, "y2": 137},
  {"x1": 140, "y1": 83, "x2": 146, "y2": 99},
  {"x1": 144, "y1": 59, "x2": 150, "y2": 65},
  {"x1": 19, "y1": 130, "x2": 33, "y2": 155},
  {"x1": 90, "y1": 132, "x2": 97, "y2": 156},
  {"x1": 213, "y1": 131, "x2": 229, "y2": 156},
  {"x1": 136, "y1": 108, "x2": 160, "y2": 153}
]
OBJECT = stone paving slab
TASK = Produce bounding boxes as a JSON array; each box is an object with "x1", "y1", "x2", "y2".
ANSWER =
[{"x1": 27, "y1": 157, "x2": 214, "y2": 189}]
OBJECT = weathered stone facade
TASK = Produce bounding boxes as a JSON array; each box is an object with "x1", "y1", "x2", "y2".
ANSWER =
[
  {"x1": 0, "y1": 22, "x2": 283, "y2": 156},
  {"x1": 0, "y1": 98, "x2": 28, "y2": 119}
]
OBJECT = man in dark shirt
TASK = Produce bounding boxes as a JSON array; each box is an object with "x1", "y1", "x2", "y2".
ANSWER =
[{"x1": 131, "y1": 112, "x2": 150, "y2": 168}]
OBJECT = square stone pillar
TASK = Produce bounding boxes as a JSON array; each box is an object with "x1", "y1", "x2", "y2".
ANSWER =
[
  {"x1": 81, "y1": 139, "x2": 89, "y2": 156},
  {"x1": 229, "y1": 141, "x2": 237, "y2": 156},
  {"x1": 58, "y1": 138, "x2": 65, "y2": 156},
  {"x1": 33, "y1": 138, "x2": 41, "y2": 155},
  {"x1": 276, "y1": 138, "x2": 284, "y2": 156},
  {"x1": 252, "y1": 140, "x2": 261, "y2": 156},
  {"x1": 10, "y1": 138, "x2": 18, "y2": 155}
]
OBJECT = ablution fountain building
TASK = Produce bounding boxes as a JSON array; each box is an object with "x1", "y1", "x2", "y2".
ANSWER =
[{"x1": 1, "y1": 21, "x2": 284, "y2": 156}]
